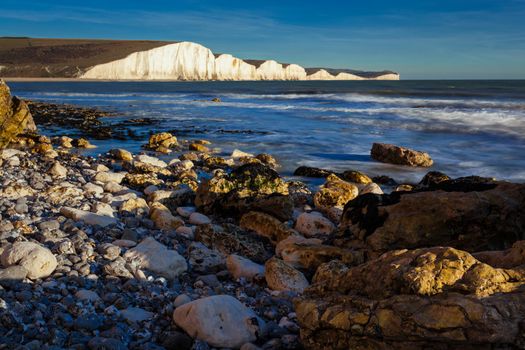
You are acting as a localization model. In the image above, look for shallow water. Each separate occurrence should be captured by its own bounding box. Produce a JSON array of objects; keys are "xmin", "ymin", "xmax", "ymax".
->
[{"xmin": 10, "ymin": 80, "xmax": 525, "ymax": 183}]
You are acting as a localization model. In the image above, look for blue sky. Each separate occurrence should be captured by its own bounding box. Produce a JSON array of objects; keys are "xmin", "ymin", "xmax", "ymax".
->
[{"xmin": 1, "ymin": 0, "xmax": 524, "ymax": 79}]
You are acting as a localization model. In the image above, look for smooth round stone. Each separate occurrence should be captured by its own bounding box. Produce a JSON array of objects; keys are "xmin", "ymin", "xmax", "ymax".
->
[{"xmin": 188, "ymin": 212, "xmax": 211, "ymax": 225}]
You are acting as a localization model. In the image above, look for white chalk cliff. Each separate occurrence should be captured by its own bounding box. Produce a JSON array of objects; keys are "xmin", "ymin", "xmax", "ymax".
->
[{"xmin": 81, "ymin": 41, "xmax": 399, "ymax": 81}]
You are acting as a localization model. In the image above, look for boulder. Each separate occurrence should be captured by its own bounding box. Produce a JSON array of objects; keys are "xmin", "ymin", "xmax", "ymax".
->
[
  {"xmin": 147, "ymin": 132, "xmax": 178, "ymax": 151},
  {"xmin": 124, "ymin": 237, "xmax": 187, "ymax": 280},
  {"xmin": 313, "ymin": 174, "xmax": 358, "ymax": 211},
  {"xmin": 240, "ymin": 211, "xmax": 298, "ymax": 244},
  {"xmin": 173, "ymin": 295, "xmax": 264, "ymax": 348},
  {"xmin": 371, "ymin": 142, "xmax": 433, "ymax": 167},
  {"xmin": 341, "ymin": 170, "xmax": 372, "ymax": 184},
  {"xmin": 109, "ymin": 148, "xmax": 133, "ymax": 162},
  {"xmin": 0, "ymin": 242, "xmax": 57, "ymax": 279},
  {"xmin": 0, "ymin": 79, "xmax": 37, "ymax": 149},
  {"xmin": 195, "ymin": 163, "xmax": 293, "ymax": 221},
  {"xmin": 295, "ymin": 245, "xmax": 525, "ymax": 349},
  {"xmin": 338, "ymin": 181, "xmax": 525, "ymax": 255},
  {"xmin": 295, "ymin": 212, "xmax": 335, "ymax": 237},
  {"xmin": 265, "ymin": 257, "xmax": 309, "ymax": 293}
]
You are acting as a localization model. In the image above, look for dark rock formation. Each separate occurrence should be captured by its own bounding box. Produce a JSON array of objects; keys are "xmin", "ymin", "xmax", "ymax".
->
[{"xmin": 338, "ymin": 181, "xmax": 525, "ymax": 255}]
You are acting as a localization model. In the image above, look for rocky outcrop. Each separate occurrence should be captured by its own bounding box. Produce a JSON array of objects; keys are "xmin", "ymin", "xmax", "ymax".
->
[
  {"xmin": 0, "ymin": 79, "xmax": 36, "ymax": 148},
  {"xmin": 338, "ymin": 180, "xmax": 525, "ymax": 255},
  {"xmin": 371, "ymin": 143, "xmax": 433, "ymax": 167},
  {"xmin": 295, "ymin": 245, "xmax": 525, "ymax": 349},
  {"xmin": 195, "ymin": 163, "xmax": 293, "ymax": 221}
]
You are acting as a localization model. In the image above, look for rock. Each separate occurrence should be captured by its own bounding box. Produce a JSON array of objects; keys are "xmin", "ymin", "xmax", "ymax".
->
[
  {"xmin": 255, "ymin": 153, "xmax": 278, "ymax": 169},
  {"xmin": 195, "ymin": 224, "xmax": 273, "ymax": 264},
  {"xmin": 109, "ymin": 148, "xmax": 133, "ymax": 162},
  {"xmin": 93, "ymin": 202, "xmax": 115, "ymax": 217},
  {"xmin": 124, "ymin": 237, "xmax": 187, "ymax": 280},
  {"xmin": 371, "ymin": 142, "xmax": 433, "ymax": 167},
  {"xmin": 59, "ymin": 136, "xmax": 73, "ymax": 148},
  {"xmin": 176, "ymin": 226, "xmax": 195, "ymax": 239},
  {"xmin": 98, "ymin": 243, "xmax": 121, "ymax": 260},
  {"xmin": 149, "ymin": 202, "xmax": 184, "ymax": 230},
  {"xmin": 120, "ymin": 197, "xmax": 149, "ymax": 217},
  {"xmin": 74, "ymin": 313, "xmax": 104, "ymax": 331},
  {"xmin": 341, "ymin": 170, "xmax": 372, "ymax": 184},
  {"xmin": 313, "ymin": 174, "xmax": 358, "ymax": 211},
  {"xmin": 188, "ymin": 242, "xmax": 225, "ymax": 273},
  {"xmin": 226, "ymin": 254, "xmax": 265, "ymax": 280},
  {"xmin": 0, "ymin": 242, "xmax": 57, "ymax": 279},
  {"xmin": 75, "ymin": 289, "xmax": 101, "ymax": 302},
  {"xmin": 295, "ymin": 246, "xmax": 525, "ymax": 349},
  {"xmin": 189, "ymin": 143, "xmax": 210, "ymax": 153},
  {"xmin": 265, "ymin": 257, "xmax": 309, "ymax": 293},
  {"xmin": 88, "ymin": 337, "xmax": 127, "ymax": 350},
  {"xmin": 279, "ymin": 241, "xmax": 363, "ymax": 271},
  {"xmin": 474, "ymin": 240, "xmax": 525, "ymax": 269},
  {"xmin": 188, "ymin": 212, "xmax": 211, "ymax": 225},
  {"xmin": 48, "ymin": 161, "xmax": 67, "ymax": 178},
  {"xmin": 195, "ymin": 163, "xmax": 293, "ymax": 221},
  {"xmin": 173, "ymin": 295, "xmax": 264, "ymax": 348},
  {"xmin": 293, "ymin": 166, "xmax": 333, "ymax": 178},
  {"xmin": 338, "ymin": 181, "xmax": 525, "ymax": 255},
  {"xmin": 174, "ymin": 294, "xmax": 192, "ymax": 307},
  {"xmin": 231, "ymin": 149, "xmax": 254, "ymax": 159},
  {"xmin": 94, "ymin": 171, "xmax": 126, "ymax": 184},
  {"xmin": 61, "ymin": 207, "xmax": 117, "ymax": 227},
  {"xmin": 0, "ymin": 265, "xmax": 28, "ymax": 285},
  {"xmin": 0, "ymin": 79, "xmax": 36, "ymax": 149},
  {"xmin": 121, "ymin": 307, "xmax": 154, "ymax": 323},
  {"xmin": 359, "ymin": 182, "xmax": 383, "ymax": 195},
  {"xmin": 147, "ymin": 132, "xmax": 178, "ymax": 150},
  {"xmin": 176, "ymin": 206, "xmax": 196, "ymax": 218},
  {"xmin": 240, "ymin": 211, "xmax": 298, "ymax": 244},
  {"xmin": 294, "ymin": 212, "xmax": 334, "ymax": 237},
  {"xmin": 84, "ymin": 182, "xmax": 104, "ymax": 196},
  {"xmin": 135, "ymin": 154, "xmax": 168, "ymax": 168},
  {"xmin": 73, "ymin": 137, "xmax": 96, "ymax": 148}
]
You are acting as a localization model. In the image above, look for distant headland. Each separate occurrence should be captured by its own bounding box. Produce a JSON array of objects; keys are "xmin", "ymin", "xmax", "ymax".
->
[{"xmin": 0, "ymin": 37, "xmax": 399, "ymax": 81}]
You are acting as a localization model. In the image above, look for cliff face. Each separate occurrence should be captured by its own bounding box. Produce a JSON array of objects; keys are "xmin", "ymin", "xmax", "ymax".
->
[
  {"xmin": 0, "ymin": 37, "xmax": 399, "ymax": 80},
  {"xmin": 81, "ymin": 41, "xmax": 399, "ymax": 81}
]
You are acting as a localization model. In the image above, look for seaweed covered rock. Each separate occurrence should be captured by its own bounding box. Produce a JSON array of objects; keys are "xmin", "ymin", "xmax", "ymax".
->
[
  {"xmin": 195, "ymin": 163, "xmax": 293, "ymax": 220},
  {"xmin": 0, "ymin": 79, "xmax": 37, "ymax": 148},
  {"xmin": 338, "ymin": 180, "xmax": 525, "ymax": 255},
  {"xmin": 371, "ymin": 142, "xmax": 433, "ymax": 167},
  {"xmin": 295, "ymin": 245, "xmax": 525, "ymax": 349}
]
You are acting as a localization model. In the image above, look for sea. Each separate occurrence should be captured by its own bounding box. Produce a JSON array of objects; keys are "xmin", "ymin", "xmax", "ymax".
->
[{"xmin": 9, "ymin": 80, "xmax": 525, "ymax": 184}]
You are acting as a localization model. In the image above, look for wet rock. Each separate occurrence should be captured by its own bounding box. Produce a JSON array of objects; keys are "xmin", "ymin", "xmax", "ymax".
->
[
  {"xmin": 293, "ymin": 166, "xmax": 334, "ymax": 178},
  {"xmin": 124, "ymin": 237, "xmax": 187, "ymax": 280},
  {"xmin": 173, "ymin": 295, "xmax": 264, "ymax": 348},
  {"xmin": 195, "ymin": 163, "xmax": 293, "ymax": 221},
  {"xmin": 0, "ymin": 242, "xmax": 57, "ymax": 279},
  {"xmin": 226, "ymin": 254, "xmax": 265, "ymax": 280},
  {"xmin": 295, "ymin": 212, "xmax": 335, "ymax": 237},
  {"xmin": 313, "ymin": 174, "xmax": 358, "ymax": 211},
  {"xmin": 240, "ymin": 211, "xmax": 298, "ymax": 244},
  {"xmin": 265, "ymin": 257, "xmax": 309, "ymax": 293},
  {"xmin": 109, "ymin": 148, "xmax": 133, "ymax": 162},
  {"xmin": 189, "ymin": 143, "xmax": 210, "ymax": 153},
  {"xmin": 338, "ymin": 181, "xmax": 525, "ymax": 254},
  {"xmin": 147, "ymin": 132, "xmax": 178, "ymax": 151},
  {"xmin": 73, "ymin": 137, "xmax": 96, "ymax": 148},
  {"xmin": 341, "ymin": 170, "xmax": 372, "ymax": 184},
  {"xmin": 371, "ymin": 142, "xmax": 433, "ymax": 167}
]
